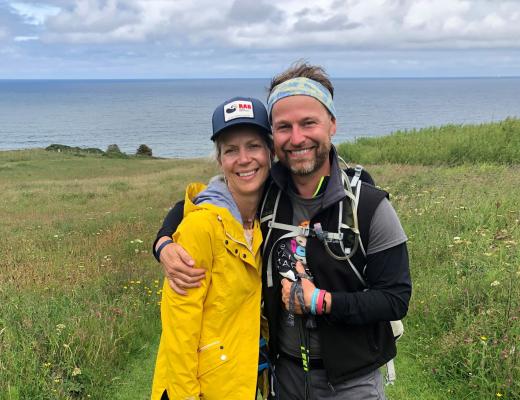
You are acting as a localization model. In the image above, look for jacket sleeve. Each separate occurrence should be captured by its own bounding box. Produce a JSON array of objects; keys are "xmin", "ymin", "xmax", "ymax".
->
[
  {"xmin": 159, "ymin": 211, "xmax": 214, "ymax": 398},
  {"xmin": 152, "ymin": 199, "xmax": 185, "ymax": 261},
  {"xmin": 329, "ymin": 242, "xmax": 412, "ymax": 325}
]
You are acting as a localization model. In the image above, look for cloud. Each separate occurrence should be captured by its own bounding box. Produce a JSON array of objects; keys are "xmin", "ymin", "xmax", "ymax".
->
[
  {"xmin": 9, "ymin": 1, "xmax": 60, "ymax": 25},
  {"xmin": 293, "ymin": 14, "xmax": 362, "ymax": 32},
  {"xmin": 227, "ymin": 0, "xmax": 284, "ymax": 24},
  {"xmin": 1, "ymin": 0, "xmax": 520, "ymax": 78},
  {"xmin": 5, "ymin": 0, "xmax": 513, "ymax": 50},
  {"xmin": 13, "ymin": 34, "xmax": 38, "ymax": 41}
]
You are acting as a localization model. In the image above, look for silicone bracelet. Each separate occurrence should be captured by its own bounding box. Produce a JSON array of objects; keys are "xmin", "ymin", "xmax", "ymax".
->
[
  {"xmin": 156, "ymin": 239, "xmax": 173, "ymax": 260},
  {"xmin": 310, "ymin": 288, "xmax": 320, "ymax": 315},
  {"xmin": 316, "ymin": 290, "xmax": 326, "ymax": 315}
]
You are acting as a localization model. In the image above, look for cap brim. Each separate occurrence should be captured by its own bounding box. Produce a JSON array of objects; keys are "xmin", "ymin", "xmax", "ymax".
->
[{"xmin": 211, "ymin": 119, "xmax": 271, "ymax": 141}]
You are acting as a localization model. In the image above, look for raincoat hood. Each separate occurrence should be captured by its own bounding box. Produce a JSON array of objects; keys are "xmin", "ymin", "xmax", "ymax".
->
[{"xmin": 193, "ymin": 175, "xmax": 244, "ymax": 224}]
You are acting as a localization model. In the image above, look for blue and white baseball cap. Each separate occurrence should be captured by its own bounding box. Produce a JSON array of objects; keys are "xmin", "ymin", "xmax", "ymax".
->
[{"xmin": 211, "ymin": 96, "xmax": 271, "ymax": 141}]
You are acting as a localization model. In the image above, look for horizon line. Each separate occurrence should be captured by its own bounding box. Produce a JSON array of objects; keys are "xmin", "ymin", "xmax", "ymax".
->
[{"xmin": 1, "ymin": 75, "xmax": 520, "ymax": 81}]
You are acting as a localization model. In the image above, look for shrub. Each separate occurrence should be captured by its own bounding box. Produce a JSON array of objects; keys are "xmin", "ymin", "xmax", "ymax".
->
[
  {"xmin": 106, "ymin": 144, "xmax": 122, "ymax": 153},
  {"xmin": 104, "ymin": 144, "xmax": 127, "ymax": 159},
  {"xmin": 136, "ymin": 144, "xmax": 152, "ymax": 157}
]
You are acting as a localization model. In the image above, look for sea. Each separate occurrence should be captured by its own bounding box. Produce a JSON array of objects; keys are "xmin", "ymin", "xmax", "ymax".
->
[{"xmin": 0, "ymin": 78, "xmax": 519, "ymax": 158}]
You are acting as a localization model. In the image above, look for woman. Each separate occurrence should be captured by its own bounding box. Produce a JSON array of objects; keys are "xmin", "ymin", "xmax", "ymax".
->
[{"xmin": 151, "ymin": 96, "xmax": 273, "ymax": 400}]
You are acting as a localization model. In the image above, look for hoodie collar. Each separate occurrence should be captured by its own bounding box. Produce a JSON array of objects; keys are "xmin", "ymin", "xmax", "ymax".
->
[{"xmin": 192, "ymin": 175, "xmax": 244, "ymax": 224}]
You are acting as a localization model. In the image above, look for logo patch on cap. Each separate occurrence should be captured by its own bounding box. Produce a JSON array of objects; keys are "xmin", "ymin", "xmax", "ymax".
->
[{"xmin": 224, "ymin": 100, "xmax": 254, "ymax": 122}]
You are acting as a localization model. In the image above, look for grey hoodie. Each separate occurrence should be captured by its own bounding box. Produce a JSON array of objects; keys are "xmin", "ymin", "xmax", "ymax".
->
[{"xmin": 193, "ymin": 175, "xmax": 244, "ymax": 225}]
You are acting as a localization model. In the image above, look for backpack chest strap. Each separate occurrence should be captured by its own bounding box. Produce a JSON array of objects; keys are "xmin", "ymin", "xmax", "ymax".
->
[{"xmin": 268, "ymin": 221, "xmax": 344, "ymax": 242}]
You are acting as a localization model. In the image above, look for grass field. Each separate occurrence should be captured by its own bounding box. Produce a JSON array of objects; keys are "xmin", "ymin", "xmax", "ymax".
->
[{"xmin": 1, "ymin": 120, "xmax": 519, "ymax": 399}]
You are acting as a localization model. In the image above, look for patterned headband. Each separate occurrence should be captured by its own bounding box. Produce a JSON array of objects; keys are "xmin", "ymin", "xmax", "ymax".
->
[{"xmin": 267, "ymin": 77, "xmax": 336, "ymax": 120}]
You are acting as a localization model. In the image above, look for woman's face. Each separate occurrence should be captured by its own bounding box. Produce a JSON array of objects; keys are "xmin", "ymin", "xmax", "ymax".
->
[{"xmin": 217, "ymin": 127, "xmax": 271, "ymax": 198}]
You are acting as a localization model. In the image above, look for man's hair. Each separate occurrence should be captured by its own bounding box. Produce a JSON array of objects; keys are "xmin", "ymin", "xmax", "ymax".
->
[{"xmin": 268, "ymin": 61, "xmax": 334, "ymax": 98}]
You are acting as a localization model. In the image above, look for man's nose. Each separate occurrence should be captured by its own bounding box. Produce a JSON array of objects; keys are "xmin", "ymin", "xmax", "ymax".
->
[{"xmin": 289, "ymin": 125, "xmax": 305, "ymax": 146}]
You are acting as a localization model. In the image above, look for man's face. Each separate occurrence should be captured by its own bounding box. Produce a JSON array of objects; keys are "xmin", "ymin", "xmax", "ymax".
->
[{"xmin": 271, "ymin": 95, "xmax": 336, "ymax": 177}]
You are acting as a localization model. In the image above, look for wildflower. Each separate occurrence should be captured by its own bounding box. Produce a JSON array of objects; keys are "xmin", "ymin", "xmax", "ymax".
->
[
  {"xmin": 123, "ymin": 286, "xmax": 128, "ymax": 290},
  {"xmin": 53, "ymin": 234, "xmax": 59, "ymax": 238},
  {"xmin": 453, "ymin": 236, "xmax": 461, "ymax": 241},
  {"xmin": 43, "ymin": 362, "xmax": 51, "ymax": 368},
  {"xmin": 134, "ymin": 239, "xmax": 143, "ymax": 244},
  {"xmin": 72, "ymin": 367, "xmax": 81, "ymax": 376},
  {"xmin": 136, "ymin": 280, "xmax": 141, "ymax": 284},
  {"xmin": 490, "ymin": 280, "xmax": 500, "ymax": 287},
  {"xmin": 56, "ymin": 324, "xmax": 66, "ymax": 331},
  {"xmin": 496, "ymin": 393, "xmax": 503, "ymax": 397},
  {"xmin": 480, "ymin": 336, "xmax": 488, "ymax": 341}
]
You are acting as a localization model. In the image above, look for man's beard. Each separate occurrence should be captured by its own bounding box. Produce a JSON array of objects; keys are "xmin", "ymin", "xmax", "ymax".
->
[{"xmin": 285, "ymin": 142, "xmax": 330, "ymax": 176}]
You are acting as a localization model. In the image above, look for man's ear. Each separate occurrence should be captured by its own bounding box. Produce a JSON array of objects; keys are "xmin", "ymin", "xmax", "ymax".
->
[{"xmin": 330, "ymin": 117, "xmax": 337, "ymax": 138}]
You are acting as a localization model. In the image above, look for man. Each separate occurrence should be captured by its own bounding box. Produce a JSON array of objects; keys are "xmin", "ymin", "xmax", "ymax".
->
[{"xmin": 153, "ymin": 62, "xmax": 412, "ymax": 399}]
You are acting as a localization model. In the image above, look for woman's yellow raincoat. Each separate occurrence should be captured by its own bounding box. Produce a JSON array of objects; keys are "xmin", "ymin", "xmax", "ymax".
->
[{"xmin": 151, "ymin": 182, "xmax": 263, "ymax": 400}]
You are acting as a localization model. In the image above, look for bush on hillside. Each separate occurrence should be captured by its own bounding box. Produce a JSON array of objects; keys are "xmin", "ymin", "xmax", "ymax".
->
[
  {"xmin": 104, "ymin": 144, "xmax": 128, "ymax": 158},
  {"xmin": 136, "ymin": 144, "xmax": 152, "ymax": 157},
  {"xmin": 46, "ymin": 144, "xmax": 104, "ymax": 155}
]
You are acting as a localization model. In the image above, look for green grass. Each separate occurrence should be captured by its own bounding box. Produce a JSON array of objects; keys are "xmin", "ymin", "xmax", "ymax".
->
[
  {"xmin": 111, "ymin": 337, "xmax": 159, "ymax": 400},
  {"xmin": 338, "ymin": 117, "xmax": 520, "ymax": 165},
  {"xmin": 376, "ymin": 163, "xmax": 520, "ymax": 399},
  {"xmin": 1, "ymin": 120, "xmax": 519, "ymax": 399},
  {"xmin": 0, "ymin": 149, "xmax": 218, "ymax": 399}
]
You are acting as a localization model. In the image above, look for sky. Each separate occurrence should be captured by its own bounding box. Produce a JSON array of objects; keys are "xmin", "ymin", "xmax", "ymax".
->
[{"xmin": 1, "ymin": 0, "xmax": 520, "ymax": 79}]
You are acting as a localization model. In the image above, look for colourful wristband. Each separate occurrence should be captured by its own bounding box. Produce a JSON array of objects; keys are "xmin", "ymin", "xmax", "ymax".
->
[
  {"xmin": 156, "ymin": 239, "xmax": 173, "ymax": 260},
  {"xmin": 322, "ymin": 297, "xmax": 328, "ymax": 314},
  {"xmin": 310, "ymin": 288, "xmax": 320, "ymax": 315},
  {"xmin": 316, "ymin": 290, "xmax": 326, "ymax": 315}
]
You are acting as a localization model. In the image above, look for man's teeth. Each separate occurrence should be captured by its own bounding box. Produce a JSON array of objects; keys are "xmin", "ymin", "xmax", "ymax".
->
[
  {"xmin": 238, "ymin": 170, "xmax": 256, "ymax": 177},
  {"xmin": 290, "ymin": 148, "xmax": 311, "ymax": 155}
]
